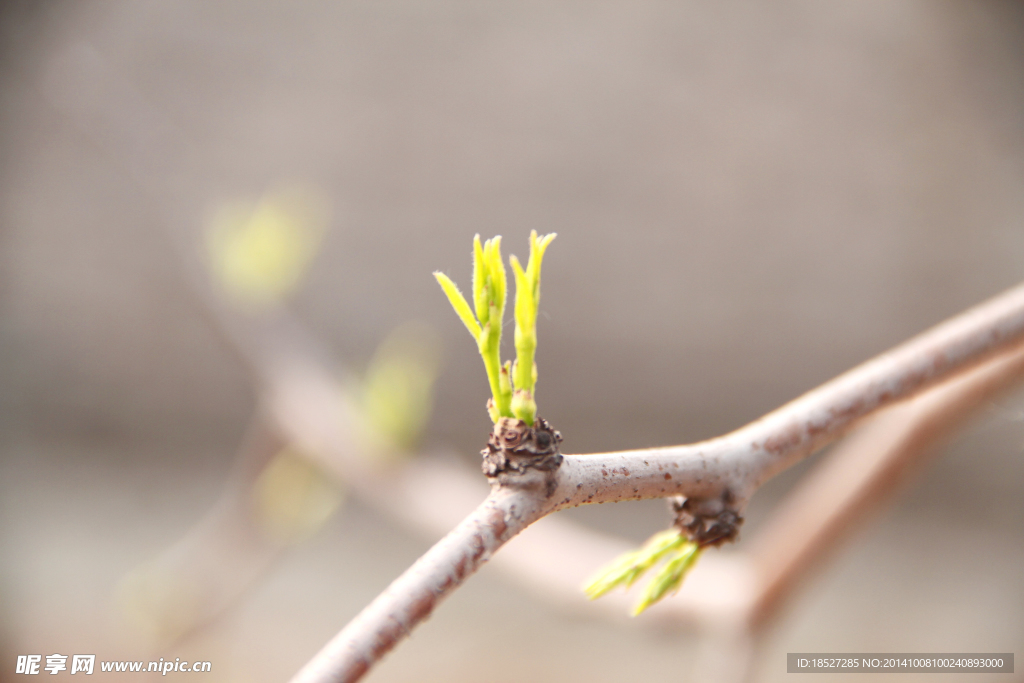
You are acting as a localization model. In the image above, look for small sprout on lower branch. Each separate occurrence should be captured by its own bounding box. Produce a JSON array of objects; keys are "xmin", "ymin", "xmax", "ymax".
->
[
  {"xmin": 583, "ymin": 530, "xmax": 683, "ymax": 599},
  {"xmin": 632, "ymin": 541, "xmax": 700, "ymax": 615},
  {"xmin": 583, "ymin": 529, "xmax": 702, "ymax": 615},
  {"xmin": 434, "ymin": 231, "xmax": 555, "ymax": 425}
]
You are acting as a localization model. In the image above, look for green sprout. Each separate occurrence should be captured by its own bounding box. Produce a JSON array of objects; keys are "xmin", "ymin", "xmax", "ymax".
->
[
  {"xmin": 205, "ymin": 186, "xmax": 329, "ymax": 311},
  {"xmin": 509, "ymin": 232, "xmax": 556, "ymax": 424},
  {"xmin": 434, "ymin": 231, "xmax": 555, "ymax": 425},
  {"xmin": 253, "ymin": 447, "xmax": 345, "ymax": 544},
  {"xmin": 583, "ymin": 529, "xmax": 702, "ymax": 615},
  {"xmin": 361, "ymin": 323, "xmax": 441, "ymax": 452}
]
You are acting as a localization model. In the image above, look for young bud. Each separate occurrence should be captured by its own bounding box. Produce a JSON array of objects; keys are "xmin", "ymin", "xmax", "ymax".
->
[{"xmin": 435, "ymin": 233, "xmax": 553, "ymax": 425}]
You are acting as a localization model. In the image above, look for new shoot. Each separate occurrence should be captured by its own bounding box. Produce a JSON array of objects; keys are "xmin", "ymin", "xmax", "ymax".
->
[
  {"xmin": 434, "ymin": 231, "xmax": 555, "ymax": 425},
  {"xmin": 583, "ymin": 530, "xmax": 701, "ymax": 615}
]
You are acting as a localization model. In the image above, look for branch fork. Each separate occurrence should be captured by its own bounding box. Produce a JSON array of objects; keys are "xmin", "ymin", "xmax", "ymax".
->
[{"xmin": 290, "ymin": 281, "xmax": 1024, "ymax": 683}]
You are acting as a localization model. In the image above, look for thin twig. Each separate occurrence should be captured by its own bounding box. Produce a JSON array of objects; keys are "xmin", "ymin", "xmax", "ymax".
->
[{"xmin": 291, "ymin": 282, "xmax": 1024, "ymax": 682}]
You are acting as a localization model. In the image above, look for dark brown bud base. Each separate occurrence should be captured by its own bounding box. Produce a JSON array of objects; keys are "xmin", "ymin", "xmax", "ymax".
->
[
  {"xmin": 482, "ymin": 416, "xmax": 563, "ymax": 494},
  {"xmin": 669, "ymin": 492, "xmax": 743, "ymax": 547}
]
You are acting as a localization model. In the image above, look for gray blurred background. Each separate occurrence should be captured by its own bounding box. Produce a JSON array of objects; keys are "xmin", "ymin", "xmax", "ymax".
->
[{"xmin": 2, "ymin": 1, "xmax": 1023, "ymax": 681}]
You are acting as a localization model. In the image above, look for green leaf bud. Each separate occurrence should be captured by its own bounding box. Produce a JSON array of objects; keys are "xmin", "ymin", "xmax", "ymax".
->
[
  {"xmin": 434, "ymin": 272, "xmax": 482, "ymax": 340},
  {"xmin": 583, "ymin": 529, "xmax": 685, "ymax": 600},
  {"xmin": 632, "ymin": 543, "xmax": 701, "ymax": 615}
]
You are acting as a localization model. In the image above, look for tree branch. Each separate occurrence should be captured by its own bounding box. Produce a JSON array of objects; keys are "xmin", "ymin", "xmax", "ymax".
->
[
  {"xmin": 744, "ymin": 334, "xmax": 1024, "ymax": 630},
  {"xmin": 291, "ymin": 488, "xmax": 546, "ymax": 683},
  {"xmin": 554, "ymin": 281, "xmax": 1024, "ymax": 512},
  {"xmin": 291, "ymin": 281, "xmax": 1024, "ymax": 683},
  {"xmin": 682, "ymin": 338, "xmax": 1024, "ymax": 683}
]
